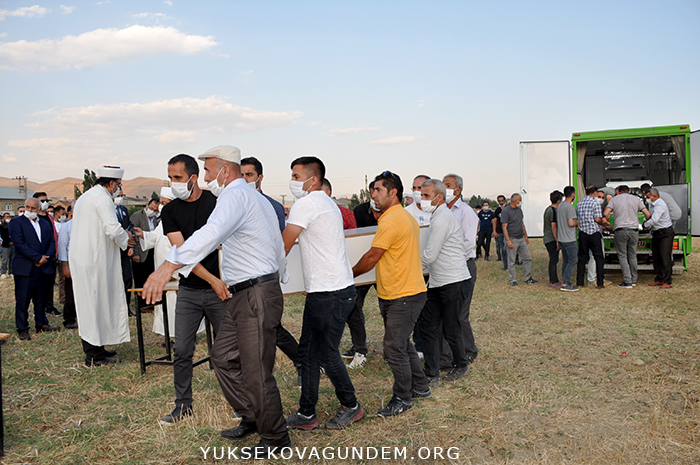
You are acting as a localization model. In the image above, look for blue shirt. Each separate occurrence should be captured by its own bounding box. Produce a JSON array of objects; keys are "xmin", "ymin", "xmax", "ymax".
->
[{"xmin": 575, "ymin": 196, "xmax": 602, "ymax": 235}]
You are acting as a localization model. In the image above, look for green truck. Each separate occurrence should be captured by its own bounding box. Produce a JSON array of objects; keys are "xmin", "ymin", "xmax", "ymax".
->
[{"xmin": 520, "ymin": 124, "xmax": 698, "ymax": 272}]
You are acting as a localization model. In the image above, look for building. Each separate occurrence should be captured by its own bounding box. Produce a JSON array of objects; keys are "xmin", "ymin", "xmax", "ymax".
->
[{"xmin": 0, "ymin": 186, "xmax": 35, "ymax": 216}]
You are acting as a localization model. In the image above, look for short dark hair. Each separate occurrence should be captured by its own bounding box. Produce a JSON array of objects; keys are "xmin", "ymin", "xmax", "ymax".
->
[
  {"xmin": 321, "ymin": 178, "xmax": 332, "ymax": 194},
  {"xmin": 290, "ymin": 156, "xmax": 325, "ymax": 183},
  {"xmin": 550, "ymin": 190, "xmax": 563, "ymax": 204},
  {"xmin": 147, "ymin": 198, "xmax": 159, "ymax": 207},
  {"xmin": 563, "ymin": 186, "xmax": 576, "ymax": 198},
  {"xmin": 640, "ymin": 183, "xmax": 651, "ymax": 194},
  {"xmin": 585, "ymin": 185, "xmax": 598, "ymax": 195},
  {"xmin": 96, "ymin": 177, "xmax": 117, "ymax": 187},
  {"xmin": 374, "ymin": 171, "xmax": 403, "ymax": 200},
  {"xmin": 240, "ymin": 157, "xmax": 263, "ymax": 176},
  {"xmin": 497, "ymin": 195, "xmax": 506, "ymax": 201},
  {"xmin": 413, "ymin": 175, "xmax": 430, "ymax": 183},
  {"xmin": 33, "ymin": 192, "xmax": 47, "ymax": 198},
  {"xmin": 54, "ymin": 205, "xmax": 65, "ymax": 214},
  {"xmin": 617, "ymin": 185, "xmax": 630, "ymax": 193},
  {"xmin": 168, "ymin": 154, "xmax": 199, "ymax": 178}
]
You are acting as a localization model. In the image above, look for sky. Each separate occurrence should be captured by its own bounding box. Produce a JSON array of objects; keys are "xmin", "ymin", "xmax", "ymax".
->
[{"xmin": 1, "ymin": 0, "xmax": 699, "ymax": 200}]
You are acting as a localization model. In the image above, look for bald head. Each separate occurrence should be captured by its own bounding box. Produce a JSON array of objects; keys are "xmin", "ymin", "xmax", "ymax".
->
[{"xmin": 25, "ymin": 198, "xmax": 40, "ymax": 210}]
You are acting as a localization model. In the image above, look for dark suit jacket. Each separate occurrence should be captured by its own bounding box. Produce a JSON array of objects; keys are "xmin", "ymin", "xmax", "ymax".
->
[
  {"xmin": 8, "ymin": 215, "xmax": 56, "ymax": 277},
  {"xmin": 130, "ymin": 208, "xmax": 160, "ymax": 262}
]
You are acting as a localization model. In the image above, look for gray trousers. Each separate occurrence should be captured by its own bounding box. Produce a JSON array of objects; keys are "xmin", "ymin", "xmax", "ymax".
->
[
  {"xmin": 614, "ymin": 229, "xmax": 639, "ymax": 284},
  {"xmin": 507, "ymin": 237, "xmax": 532, "ymax": 283},
  {"xmin": 378, "ymin": 292, "xmax": 429, "ymax": 401},
  {"xmin": 1, "ymin": 245, "xmax": 13, "ymax": 275},
  {"xmin": 173, "ymin": 287, "xmax": 225, "ymax": 408}
]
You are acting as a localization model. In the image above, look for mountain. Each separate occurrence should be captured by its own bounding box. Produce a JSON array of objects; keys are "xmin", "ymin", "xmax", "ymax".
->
[{"xmin": 0, "ymin": 176, "xmax": 168, "ymax": 200}]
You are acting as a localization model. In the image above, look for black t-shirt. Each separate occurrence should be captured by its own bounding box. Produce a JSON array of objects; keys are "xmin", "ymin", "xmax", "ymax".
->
[
  {"xmin": 353, "ymin": 202, "xmax": 378, "ymax": 228},
  {"xmin": 494, "ymin": 206, "xmax": 504, "ymax": 234},
  {"xmin": 161, "ymin": 190, "xmax": 220, "ymax": 289}
]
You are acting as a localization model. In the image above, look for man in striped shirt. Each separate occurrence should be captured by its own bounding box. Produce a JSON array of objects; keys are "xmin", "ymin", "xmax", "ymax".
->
[{"xmin": 575, "ymin": 185, "xmax": 605, "ymax": 288}]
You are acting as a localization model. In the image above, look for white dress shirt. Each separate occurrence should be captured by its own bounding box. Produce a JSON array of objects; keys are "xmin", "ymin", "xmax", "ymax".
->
[
  {"xmin": 644, "ymin": 198, "xmax": 673, "ymax": 231},
  {"xmin": 166, "ymin": 178, "xmax": 288, "ymax": 286},
  {"xmin": 450, "ymin": 199, "xmax": 478, "ymax": 259},
  {"xmin": 29, "ymin": 217, "xmax": 42, "ymax": 242},
  {"xmin": 422, "ymin": 203, "xmax": 471, "ymax": 288}
]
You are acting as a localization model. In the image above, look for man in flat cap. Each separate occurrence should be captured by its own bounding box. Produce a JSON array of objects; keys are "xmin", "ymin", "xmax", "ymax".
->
[{"xmin": 69, "ymin": 166, "xmax": 135, "ymax": 366}]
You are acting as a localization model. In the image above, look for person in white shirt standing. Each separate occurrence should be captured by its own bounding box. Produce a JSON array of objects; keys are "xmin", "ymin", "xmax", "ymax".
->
[
  {"xmin": 418, "ymin": 179, "xmax": 473, "ymax": 387},
  {"xmin": 143, "ymin": 145, "xmax": 291, "ymax": 456},
  {"xmin": 643, "ymin": 188, "xmax": 675, "ymax": 288},
  {"xmin": 282, "ymin": 156, "xmax": 364, "ymax": 431},
  {"xmin": 404, "ymin": 174, "xmax": 432, "ymax": 227}
]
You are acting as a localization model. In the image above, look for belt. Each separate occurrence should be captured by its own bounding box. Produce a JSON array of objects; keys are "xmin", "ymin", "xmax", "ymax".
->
[{"xmin": 228, "ymin": 272, "xmax": 279, "ymax": 295}]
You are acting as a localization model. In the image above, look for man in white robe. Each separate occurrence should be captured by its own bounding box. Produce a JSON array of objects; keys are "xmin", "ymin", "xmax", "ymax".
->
[{"xmin": 70, "ymin": 166, "xmax": 135, "ymax": 366}]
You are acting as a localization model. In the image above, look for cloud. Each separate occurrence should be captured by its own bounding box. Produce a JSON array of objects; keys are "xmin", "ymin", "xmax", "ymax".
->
[
  {"xmin": 164, "ymin": 0, "xmax": 173, "ymax": 5},
  {"xmin": 150, "ymin": 130, "xmax": 196, "ymax": 144},
  {"xmin": 417, "ymin": 99, "xmax": 425, "ymax": 108},
  {"xmin": 2, "ymin": 154, "xmax": 18, "ymax": 163},
  {"xmin": 0, "ymin": 5, "xmax": 48, "ymax": 21},
  {"xmin": 322, "ymin": 126, "xmax": 379, "ymax": 137},
  {"xmin": 131, "ymin": 12, "xmax": 169, "ymax": 19},
  {"xmin": 0, "ymin": 33, "xmax": 6, "ymax": 38},
  {"xmin": 60, "ymin": 5, "xmax": 75, "ymax": 14},
  {"xmin": 367, "ymin": 136, "xmax": 419, "ymax": 145},
  {"xmin": 7, "ymin": 137, "xmax": 75, "ymax": 148},
  {"xmin": 0, "ymin": 25, "xmax": 219, "ymax": 71}
]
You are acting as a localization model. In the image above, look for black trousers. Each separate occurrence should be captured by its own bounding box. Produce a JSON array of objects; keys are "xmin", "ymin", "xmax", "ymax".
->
[
  {"xmin": 276, "ymin": 325, "xmax": 299, "ymax": 367},
  {"xmin": 477, "ymin": 231, "xmax": 492, "ymax": 258},
  {"xmin": 545, "ymin": 241, "xmax": 560, "ymax": 284},
  {"xmin": 63, "ymin": 274, "xmax": 77, "ymax": 325},
  {"xmin": 441, "ymin": 259, "xmax": 478, "ymax": 369},
  {"xmin": 652, "ymin": 227, "xmax": 674, "ymax": 284},
  {"xmin": 576, "ymin": 231, "xmax": 604, "ymax": 287},
  {"xmin": 344, "ymin": 283, "xmax": 374, "ymax": 355},
  {"xmin": 120, "ymin": 250, "xmax": 133, "ymax": 307}
]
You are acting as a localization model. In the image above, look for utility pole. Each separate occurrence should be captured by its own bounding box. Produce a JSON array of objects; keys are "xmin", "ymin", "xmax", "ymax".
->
[
  {"xmin": 13, "ymin": 176, "xmax": 27, "ymax": 200},
  {"xmin": 280, "ymin": 194, "xmax": 286, "ymax": 207}
]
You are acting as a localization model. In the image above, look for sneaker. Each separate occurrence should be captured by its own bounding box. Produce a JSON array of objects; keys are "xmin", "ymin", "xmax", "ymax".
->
[
  {"xmin": 524, "ymin": 278, "xmax": 538, "ymax": 285},
  {"xmin": 560, "ymin": 284, "xmax": 579, "ymax": 292},
  {"xmin": 443, "ymin": 365, "xmax": 470, "ymax": 382},
  {"xmin": 0, "ymin": 274, "xmax": 6, "ymax": 279},
  {"xmin": 618, "ymin": 282, "xmax": 634, "ymax": 289},
  {"xmin": 416, "ymin": 351, "xmax": 424, "ymax": 360},
  {"xmin": 341, "ymin": 348, "xmax": 356, "ymax": 359},
  {"xmin": 412, "ymin": 387, "xmax": 432, "ymax": 399},
  {"xmin": 426, "ymin": 376, "xmax": 441, "ymax": 388},
  {"xmin": 285, "ymin": 411, "xmax": 319, "ymax": 430},
  {"xmin": 348, "ymin": 353, "xmax": 367, "ymax": 369},
  {"xmin": 326, "ymin": 403, "xmax": 365, "ymax": 429},
  {"xmin": 377, "ymin": 396, "xmax": 413, "ymax": 418},
  {"xmin": 548, "ymin": 282, "xmax": 562, "ymax": 288},
  {"xmin": 160, "ymin": 405, "xmax": 193, "ymax": 425},
  {"xmin": 510, "ymin": 281, "xmax": 518, "ymax": 287}
]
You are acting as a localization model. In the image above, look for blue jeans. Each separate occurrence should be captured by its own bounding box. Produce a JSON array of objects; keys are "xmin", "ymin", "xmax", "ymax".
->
[
  {"xmin": 560, "ymin": 241, "xmax": 578, "ymax": 285},
  {"xmin": 298, "ymin": 285, "xmax": 358, "ymax": 415},
  {"xmin": 496, "ymin": 235, "xmax": 507, "ymax": 269}
]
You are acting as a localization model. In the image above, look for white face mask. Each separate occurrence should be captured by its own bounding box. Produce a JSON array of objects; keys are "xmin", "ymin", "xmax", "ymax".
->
[
  {"xmin": 289, "ymin": 177, "xmax": 312, "ymax": 199},
  {"xmin": 370, "ymin": 199, "xmax": 381, "ymax": 212},
  {"xmin": 596, "ymin": 197, "xmax": 604, "ymax": 205},
  {"xmin": 158, "ymin": 204, "xmax": 164, "ymax": 213},
  {"xmin": 421, "ymin": 199, "xmax": 437, "ymax": 214},
  {"xmin": 412, "ymin": 190, "xmax": 422, "ymax": 203},
  {"xmin": 114, "ymin": 196, "xmax": 124, "ymax": 206},
  {"xmin": 24, "ymin": 211, "xmax": 38, "ymax": 221},
  {"xmin": 111, "ymin": 186, "xmax": 121, "ymax": 200},
  {"xmin": 39, "ymin": 200, "xmax": 49, "ymax": 211},
  {"xmin": 207, "ymin": 167, "xmax": 226, "ymax": 197},
  {"xmin": 517, "ymin": 201, "xmax": 522, "ymax": 208},
  {"xmin": 5, "ymin": 218, "xmax": 11, "ymax": 224},
  {"xmin": 445, "ymin": 189, "xmax": 456, "ymax": 204},
  {"xmin": 59, "ymin": 215, "xmax": 67, "ymax": 222},
  {"xmin": 171, "ymin": 175, "xmax": 194, "ymax": 200},
  {"xmin": 248, "ymin": 175, "xmax": 260, "ymax": 190},
  {"xmin": 483, "ymin": 205, "xmax": 490, "ymax": 211},
  {"xmin": 146, "ymin": 208, "xmax": 157, "ymax": 218}
]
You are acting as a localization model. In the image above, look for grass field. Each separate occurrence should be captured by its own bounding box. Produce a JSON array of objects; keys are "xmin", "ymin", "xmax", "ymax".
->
[{"xmin": 0, "ymin": 240, "xmax": 698, "ymax": 464}]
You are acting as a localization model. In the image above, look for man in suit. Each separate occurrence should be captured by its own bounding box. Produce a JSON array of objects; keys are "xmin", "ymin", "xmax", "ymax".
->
[
  {"xmin": 9, "ymin": 198, "xmax": 60, "ymax": 340},
  {"xmin": 115, "ymin": 191, "xmax": 135, "ymax": 310},
  {"xmin": 130, "ymin": 198, "xmax": 160, "ymax": 310}
]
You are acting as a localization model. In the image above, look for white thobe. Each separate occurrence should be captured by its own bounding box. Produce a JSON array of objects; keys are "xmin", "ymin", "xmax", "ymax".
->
[
  {"xmin": 139, "ymin": 223, "xmax": 205, "ymax": 336},
  {"xmin": 69, "ymin": 185, "xmax": 130, "ymax": 346}
]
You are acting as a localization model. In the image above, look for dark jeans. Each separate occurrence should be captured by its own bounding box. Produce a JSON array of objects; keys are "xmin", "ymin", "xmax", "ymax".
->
[
  {"xmin": 440, "ymin": 274, "xmax": 477, "ymax": 369},
  {"xmin": 560, "ymin": 241, "xmax": 577, "ymax": 285},
  {"xmin": 419, "ymin": 280, "xmax": 469, "ymax": 377},
  {"xmin": 173, "ymin": 287, "xmax": 225, "ymax": 408},
  {"xmin": 496, "ymin": 235, "xmax": 507, "ymax": 268},
  {"xmin": 652, "ymin": 227, "xmax": 674, "ymax": 284},
  {"xmin": 210, "ymin": 279, "xmax": 289, "ymax": 447},
  {"xmin": 477, "ymin": 231, "xmax": 492, "ymax": 258},
  {"xmin": 63, "ymin": 274, "xmax": 77, "ymax": 325},
  {"xmin": 378, "ymin": 292, "xmax": 429, "ymax": 401},
  {"xmin": 545, "ymin": 240, "xmax": 560, "ymax": 284},
  {"xmin": 276, "ymin": 325, "xmax": 299, "ymax": 366},
  {"xmin": 345, "ymin": 283, "xmax": 374, "ymax": 355},
  {"xmin": 577, "ymin": 231, "xmax": 604, "ymax": 286},
  {"xmin": 298, "ymin": 285, "xmax": 357, "ymax": 416},
  {"xmin": 14, "ymin": 271, "xmax": 50, "ymax": 332}
]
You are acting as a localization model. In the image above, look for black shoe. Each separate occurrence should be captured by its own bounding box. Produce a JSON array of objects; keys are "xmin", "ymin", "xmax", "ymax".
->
[
  {"xmin": 221, "ymin": 419, "xmax": 257, "ymax": 440},
  {"xmin": 252, "ymin": 438, "xmax": 292, "ymax": 458},
  {"xmin": 412, "ymin": 387, "xmax": 432, "ymax": 399},
  {"xmin": 377, "ymin": 395, "xmax": 413, "ymax": 418},
  {"xmin": 103, "ymin": 349, "xmax": 117, "ymax": 357},
  {"xmin": 85, "ymin": 357, "xmax": 119, "ymax": 367},
  {"xmin": 443, "ymin": 365, "xmax": 470, "ymax": 382},
  {"xmin": 160, "ymin": 405, "xmax": 193, "ymax": 425},
  {"xmin": 46, "ymin": 306, "xmax": 62, "ymax": 316},
  {"xmin": 426, "ymin": 376, "xmax": 441, "ymax": 388},
  {"xmin": 485, "ymin": 256, "xmax": 490, "ymax": 262},
  {"xmin": 64, "ymin": 321, "xmax": 78, "ymax": 329},
  {"xmin": 36, "ymin": 324, "xmax": 60, "ymax": 333},
  {"xmin": 524, "ymin": 277, "xmax": 538, "ymax": 285},
  {"xmin": 18, "ymin": 331, "xmax": 31, "ymax": 341},
  {"xmin": 341, "ymin": 348, "xmax": 356, "ymax": 359}
]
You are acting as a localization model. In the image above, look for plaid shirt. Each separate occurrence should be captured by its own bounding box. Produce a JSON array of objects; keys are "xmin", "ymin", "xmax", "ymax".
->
[{"xmin": 576, "ymin": 195, "xmax": 602, "ymax": 235}]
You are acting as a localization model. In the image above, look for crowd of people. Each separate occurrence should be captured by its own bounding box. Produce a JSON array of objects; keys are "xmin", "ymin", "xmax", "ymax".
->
[{"xmin": 1, "ymin": 148, "xmax": 679, "ymax": 456}]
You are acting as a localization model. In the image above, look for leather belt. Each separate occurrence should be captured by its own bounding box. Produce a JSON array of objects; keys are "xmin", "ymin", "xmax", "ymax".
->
[{"xmin": 228, "ymin": 272, "xmax": 279, "ymax": 295}]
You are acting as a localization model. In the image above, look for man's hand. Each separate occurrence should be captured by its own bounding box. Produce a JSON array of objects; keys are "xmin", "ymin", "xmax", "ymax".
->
[
  {"xmin": 37, "ymin": 255, "xmax": 49, "ymax": 266},
  {"xmin": 525, "ymin": 237, "xmax": 530, "ymax": 245},
  {"xmin": 209, "ymin": 278, "xmax": 232, "ymax": 301},
  {"xmin": 556, "ymin": 241, "xmax": 561, "ymax": 251},
  {"xmin": 127, "ymin": 247, "xmax": 134, "ymax": 258},
  {"xmin": 507, "ymin": 240, "xmax": 514, "ymax": 249},
  {"xmin": 492, "ymin": 231, "xmax": 499, "ymax": 238},
  {"xmin": 143, "ymin": 263, "xmax": 175, "ymax": 305},
  {"xmin": 133, "ymin": 227, "xmax": 144, "ymax": 239},
  {"xmin": 63, "ymin": 261, "xmax": 71, "ymax": 279},
  {"xmin": 127, "ymin": 230, "xmax": 136, "ymax": 247},
  {"xmin": 132, "ymin": 254, "xmax": 140, "ymax": 263}
]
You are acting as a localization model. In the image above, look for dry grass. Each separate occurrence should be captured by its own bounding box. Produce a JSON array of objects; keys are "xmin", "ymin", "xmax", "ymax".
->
[{"xmin": 0, "ymin": 239, "xmax": 698, "ymax": 464}]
